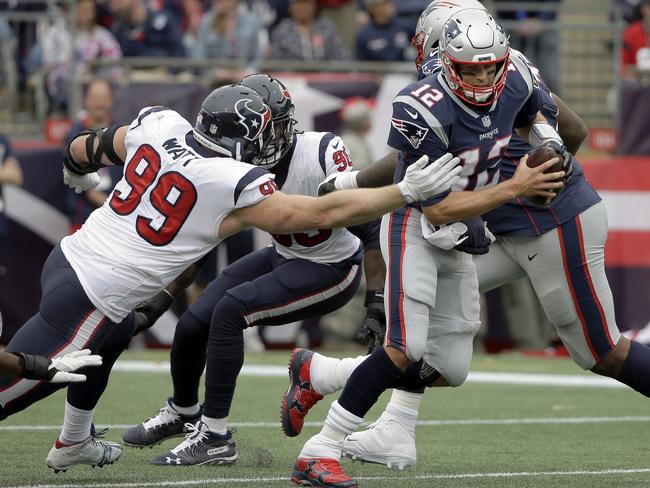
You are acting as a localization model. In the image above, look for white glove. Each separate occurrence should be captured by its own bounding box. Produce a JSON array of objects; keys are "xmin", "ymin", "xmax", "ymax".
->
[
  {"xmin": 420, "ymin": 216, "xmax": 469, "ymax": 250},
  {"xmin": 48, "ymin": 349, "xmax": 103, "ymax": 383},
  {"xmin": 63, "ymin": 168, "xmax": 101, "ymax": 194},
  {"xmin": 397, "ymin": 153, "xmax": 462, "ymax": 203},
  {"xmin": 317, "ymin": 170, "xmax": 359, "ymax": 196}
]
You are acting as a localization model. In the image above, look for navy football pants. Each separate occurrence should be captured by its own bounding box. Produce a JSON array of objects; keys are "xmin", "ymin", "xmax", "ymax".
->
[
  {"xmin": 0, "ymin": 245, "xmax": 135, "ymax": 419},
  {"xmin": 172, "ymin": 245, "xmax": 362, "ymax": 408}
]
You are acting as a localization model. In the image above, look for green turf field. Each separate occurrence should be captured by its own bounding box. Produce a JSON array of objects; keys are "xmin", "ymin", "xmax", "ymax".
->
[{"xmin": 1, "ymin": 349, "xmax": 649, "ymax": 488}]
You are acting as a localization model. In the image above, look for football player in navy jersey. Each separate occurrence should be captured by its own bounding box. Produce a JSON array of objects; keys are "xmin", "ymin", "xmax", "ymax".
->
[
  {"xmin": 290, "ymin": 9, "xmax": 571, "ymax": 487},
  {"xmin": 290, "ymin": 1, "xmax": 650, "ymax": 474}
]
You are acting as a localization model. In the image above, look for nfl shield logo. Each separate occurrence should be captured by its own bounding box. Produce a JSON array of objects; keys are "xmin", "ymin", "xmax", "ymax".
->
[{"xmin": 481, "ymin": 115, "xmax": 491, "ymax": 128}]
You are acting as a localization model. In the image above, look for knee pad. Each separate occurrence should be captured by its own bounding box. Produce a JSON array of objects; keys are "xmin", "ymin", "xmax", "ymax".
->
[
  {"xmin": 424, "ymin": 330, "xmax": 477, "ymax": 387},
  {"xmin": 211, "ymin": 294, "xmax": 248, "ymax": 334}
]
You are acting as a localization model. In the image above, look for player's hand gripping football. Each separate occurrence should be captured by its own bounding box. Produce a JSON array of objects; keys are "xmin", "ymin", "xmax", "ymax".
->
[
  {"xmin": 543, "ymin": 140, "xmax": 573, "ymax": 180},
  {"xmin": 16, "ymin": 349, "xmax": 103, "ymax": 383},
  {"xmin": 63, "ymin": 167, "xmax": 101, "ymax": 194},
  {"xmin": 355, "ymin": 290, "xmax": 386, "ymax": 354},
  {"xmin": 397, "ymin": 153, "xmax": 462, "ymax": 203},
  {"xmin": 511, "ymin": 154, "xmax": 565, "ymax": 201}
]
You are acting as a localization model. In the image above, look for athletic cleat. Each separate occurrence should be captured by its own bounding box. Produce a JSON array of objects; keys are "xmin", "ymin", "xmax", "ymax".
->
[
  {"xmin": 342, "ymin": 414, "xmax": 416, "ymax": 470},
  {"xmin": 122, "ymin": 398, "xmax": 202, "ymax": 448},
  {"xmin": 291, "ymin": 457, "xmax": 358, "ymax": 487},
  {"xmin": 150, "ymin": 421, "xmax": 237, "ymax": 466},
  {"xmin": 46, "ymin": 429, "xmax": 122, "ymax": 472},
  {"xmin": 281, "ymin": 348, "xmax": 323, "ymax": 437}
]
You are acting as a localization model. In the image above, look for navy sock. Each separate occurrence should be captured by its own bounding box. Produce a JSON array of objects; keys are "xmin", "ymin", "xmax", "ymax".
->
[
  {"xmin": 337, "ymin": 347, "xmax": 404, "ymax": 418},
  {"xmin": 618, "ymin": 340, "xmax": 650, "ymax": 397},
  {"xmin": 171, "ymin": 312, "xmax": 209, "ymax": 408},
  {"xmin": 203, "ymin": 294, "xmax": 248, "ymax": 419}
]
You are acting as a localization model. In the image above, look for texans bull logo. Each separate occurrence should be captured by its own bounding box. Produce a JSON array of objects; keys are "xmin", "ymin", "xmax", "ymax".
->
[{"xmin": 235, "ymin": 98, "xmax": 272, "ymax": 141}]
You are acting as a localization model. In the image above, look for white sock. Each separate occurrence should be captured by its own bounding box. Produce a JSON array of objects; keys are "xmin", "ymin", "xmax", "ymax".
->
[
  {"xmin": 59, "ymin": 401, "xmax": 94, "ymax": 445},
  {"xmin": 389, "ymin": 389, "xmax": 423, "ymax": 413},
  {"xmin": 171, "ymin": 401, "xmax": 200, "ymax": 416},
  {"xmin": 201, "ymin": 415, "xmax": 227, "ymax": 435},
  {"xmin": 335, "ymin": 355, "xmax": 368, "ymax": 391},
  {"xmin": 309, "ymin": 353, "xmax": 340, "ymax": 395},
  {"xmin": 299, "ymin": 400, "xmax": 363, "ymax": 459},
  {"xmin": 385, "ymin": 401, "xmax": 419, "ymax": 435}
]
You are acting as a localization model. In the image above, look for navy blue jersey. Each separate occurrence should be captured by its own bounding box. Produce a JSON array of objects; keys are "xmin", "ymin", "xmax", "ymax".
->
[
  {"xmin": 113, "ymin": 8, "xmax": 185, "ymax": 58},
  {"xmin": 355, "ymin": 18, "xmax": 414, "ymax": 62},
  {"xmin": 417, "ymin": 50, "xmax": 601, "ymax": 236},
  {"xmin": 389, "ymin": 52, "xmax": 541, "ymax": 208}
]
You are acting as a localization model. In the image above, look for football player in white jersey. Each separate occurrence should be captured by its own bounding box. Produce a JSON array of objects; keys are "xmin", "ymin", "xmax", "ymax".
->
[
  {"xmin": 120, "ymin": 74, "xmax": 388, "ymax": 465},
  {"xmin": 0, "ymin": 83, "xmax": 462, "ymax": 471}
]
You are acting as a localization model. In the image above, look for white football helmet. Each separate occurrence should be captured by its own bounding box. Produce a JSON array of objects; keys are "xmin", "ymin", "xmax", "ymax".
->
[
  {"xmin": 412, "ymin": 0, "xmax": 487, "ymax": 69},
  {"xmin": 438, "ymin": 8, "xmax": 509, "ymax": 106}
]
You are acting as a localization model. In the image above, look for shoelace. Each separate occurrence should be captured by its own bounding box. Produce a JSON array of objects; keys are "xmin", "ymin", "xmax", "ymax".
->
[
  {"xmin": 143, "ymin": 405, "xmax": 180, "ymax": 430},
  {"xmin": 170, "ymin": 422, "xmax": 209, "ymax": 454}
]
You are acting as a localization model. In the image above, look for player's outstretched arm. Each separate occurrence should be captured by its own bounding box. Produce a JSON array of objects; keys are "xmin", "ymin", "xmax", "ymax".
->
[
  {"xmin": 552, "ymin": 93, "xmax": 588, "ymax": 155},
  {"xmin": 223, "ymin": 153, "xmax": 461, "ymax": 237},
  {"xmin": 424, "ymin": 155, "xmax": 565, "ymax": 226},
  {"xmin": 318, "ymin": 151, "xmax": 399, "ymax": 195}
]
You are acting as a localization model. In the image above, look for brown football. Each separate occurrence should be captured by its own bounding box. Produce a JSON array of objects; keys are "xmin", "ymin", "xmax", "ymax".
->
[{"xmin": 525, "ymin": 145, "xmax": 564, "ymax": 207}]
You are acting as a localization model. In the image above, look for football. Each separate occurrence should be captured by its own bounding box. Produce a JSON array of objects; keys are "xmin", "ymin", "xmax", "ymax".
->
[{"xmin": 525, "ymin": 145, "xmax": 564, "ymax": 207}]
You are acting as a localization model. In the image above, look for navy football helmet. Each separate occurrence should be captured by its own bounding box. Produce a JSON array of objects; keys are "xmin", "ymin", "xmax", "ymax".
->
[
  {"xmin": 239, "ymin": 74, "xmax": 297, "ymax": 168},
  {"xmin": 193, "ymin": 84, "xmax": 274, "ymax": 164}
]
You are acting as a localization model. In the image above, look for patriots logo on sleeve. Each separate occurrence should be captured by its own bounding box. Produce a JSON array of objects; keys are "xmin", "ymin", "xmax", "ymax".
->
[
  {"xmin": 391, "ymin": 117, "xmax": 429, "ymax": 149},
  {"xmin": 235, "ymin": 98, "xmax": 272, "ymax": 142}
]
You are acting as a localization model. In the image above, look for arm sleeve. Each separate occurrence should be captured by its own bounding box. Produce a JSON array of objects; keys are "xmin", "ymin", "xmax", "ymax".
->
[
  {"xmin": 387, "ymin": 98, "xmax": 450, "ymax": 206},
  {"xmin": 320, "ymin": 133, "xmax": 355, "ymax": 177},
  {"xmin": 233, "ymin": 166, "xmax": 276, "ymax": 209}
]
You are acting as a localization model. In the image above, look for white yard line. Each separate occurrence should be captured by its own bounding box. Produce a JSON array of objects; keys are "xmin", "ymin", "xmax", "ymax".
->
[
  {"xmin": 5, "ymin": 468, "xmax": 650, "ymax": 488},
  {"xmin": 3, "ymin": 415, "xmax": 650, "ymax": 431},
  {"xmin": 113, "ymin": 360, "xmax": 624, "ymax": 388}
]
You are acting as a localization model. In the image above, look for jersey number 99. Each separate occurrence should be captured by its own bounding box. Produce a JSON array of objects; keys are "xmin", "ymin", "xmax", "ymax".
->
[{"xmin": 109, "ymin": 144, "xmax": 198, "ymax": 246}]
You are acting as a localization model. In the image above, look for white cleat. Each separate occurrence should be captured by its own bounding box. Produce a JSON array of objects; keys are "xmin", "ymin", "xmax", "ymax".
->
[
  {"xmin": 343, "ymin": 413, "xmax": 416, "ymax": 470},
  {"xmin": 46, "ymin": 434, "xmax": 122, "ymax": 473}
]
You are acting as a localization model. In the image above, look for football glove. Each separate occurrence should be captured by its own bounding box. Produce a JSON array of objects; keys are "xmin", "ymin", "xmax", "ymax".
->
[
  {"xmin": 63, "ymin": 167, "xmax": 101, "ymax": 194},
  {"xmin": 397, "ymin": 153, "xmax": 462, "ymax": 203},
  {"xmin": 454, "ymin": 216, "xmax": 496, "ymax": 255},
  {"xmin": 15, "ymin": 349, "xmax": 102, "ymax": 383},
  {"xmin": 354, "ymin": 290, "xmax": 386, "ymax": 354},
  {"xmin": 132, "ymin": 289, "xmax": 175, "ymax": 335},
  {"xmin": 543, "ymin": 140, "xmax": 573, "ymax": 181},
  {"xmin": 317, "ymin": 171, "xmax": 359, "ymax": 196}
]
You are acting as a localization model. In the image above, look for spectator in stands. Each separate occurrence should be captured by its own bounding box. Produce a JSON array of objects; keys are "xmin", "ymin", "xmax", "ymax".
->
[
  {"xmin": 494, "ymin": 0, "xmax": 561, "ymax": 94},
  {"xmin": 63, "ymin": 79, "xmax": 122, "ymax": 233},
  {"xmin": 42, "ymin": 0, "xmax": 122, "ymax": 112},
  {"xmin": 269, "ymin": 0, "xmax": 349, "ymax": 60},
  {"xmin": 318, "ymin": 0, "xmax": 358, "ymax": 55},
  {"xmin": 622, "ymin": 0, "xmax": 650, "ymax": 78},
  {"xmin": 355, "ymin": 0, "xmax": 414, "ymax": 61},
  {"xmin": 0, "ymin": 133, "xmax": 23, "ymax": 278},
  {"xmin": 339, "ymin": 97, "xmax": 373, "ymax": 169},
  {"xmin": 193, "ymin": 0, "xmax": 262, "ymax": 81},
  {"xmin": 110, "ymin": 0, "xmax": 186, "ymax": 58}
]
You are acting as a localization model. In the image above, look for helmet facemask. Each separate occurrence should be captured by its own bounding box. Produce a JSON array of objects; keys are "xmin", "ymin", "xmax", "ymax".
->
[
  {"xmin": 441, "ymin": 53, "xmax": 509, "ymax": 106},
  {"xmin": 254, "ymin": 106, "xmax": 297, "ymax": 169}
]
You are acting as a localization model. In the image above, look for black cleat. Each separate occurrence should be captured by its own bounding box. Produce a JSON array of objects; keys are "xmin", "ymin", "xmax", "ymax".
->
[
  {"xmin": 151, "ymin": 421, "xmax": 238, "ymax": 466},
  {"xmin": 122, "ymin": 398, "xmax": 201, "ymax": 448}
]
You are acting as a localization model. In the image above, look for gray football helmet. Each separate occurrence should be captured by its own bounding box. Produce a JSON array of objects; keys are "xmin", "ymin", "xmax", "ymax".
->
[
  {"xmin": 412, "ymin": 0, "xmax": 487, "ymax": 69},
  {"xmin": 438, "ymin": 8, "xmax": 509, "ymax": 106}
]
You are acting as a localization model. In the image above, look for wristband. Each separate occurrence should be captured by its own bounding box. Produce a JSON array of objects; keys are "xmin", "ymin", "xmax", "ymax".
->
[{"xmin": 334, "ymin": 171, "xmax": 359, "ymax": 190}]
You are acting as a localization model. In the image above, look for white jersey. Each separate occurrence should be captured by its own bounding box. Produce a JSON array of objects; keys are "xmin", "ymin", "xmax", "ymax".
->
[
  {"xmin": 272, "ymin": 131, "xmax": 361, "ymax": 263},
  {"xmin": 61, "ymin": 107, "xmax": 274, "ymax": 322}
]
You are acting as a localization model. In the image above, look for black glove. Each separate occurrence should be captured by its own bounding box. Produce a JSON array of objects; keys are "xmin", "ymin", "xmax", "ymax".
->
[
  {"xmin": 544, "ymin": 139, "xmax": 573, "ymax": 181},
  {"xmin": 133, "ymin": 290, "xmax": 175, "ymax": 335},
  {"xmin": 317, "ymin": 175, "xmax": 338, "ymax": 196},
  {"xmin": 454, "ymin": 216, "xmax": 494, "ymax": 255},
  {"xmin": 354, "ymin": 290, "xmax": 386, "ymax": 354}
]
